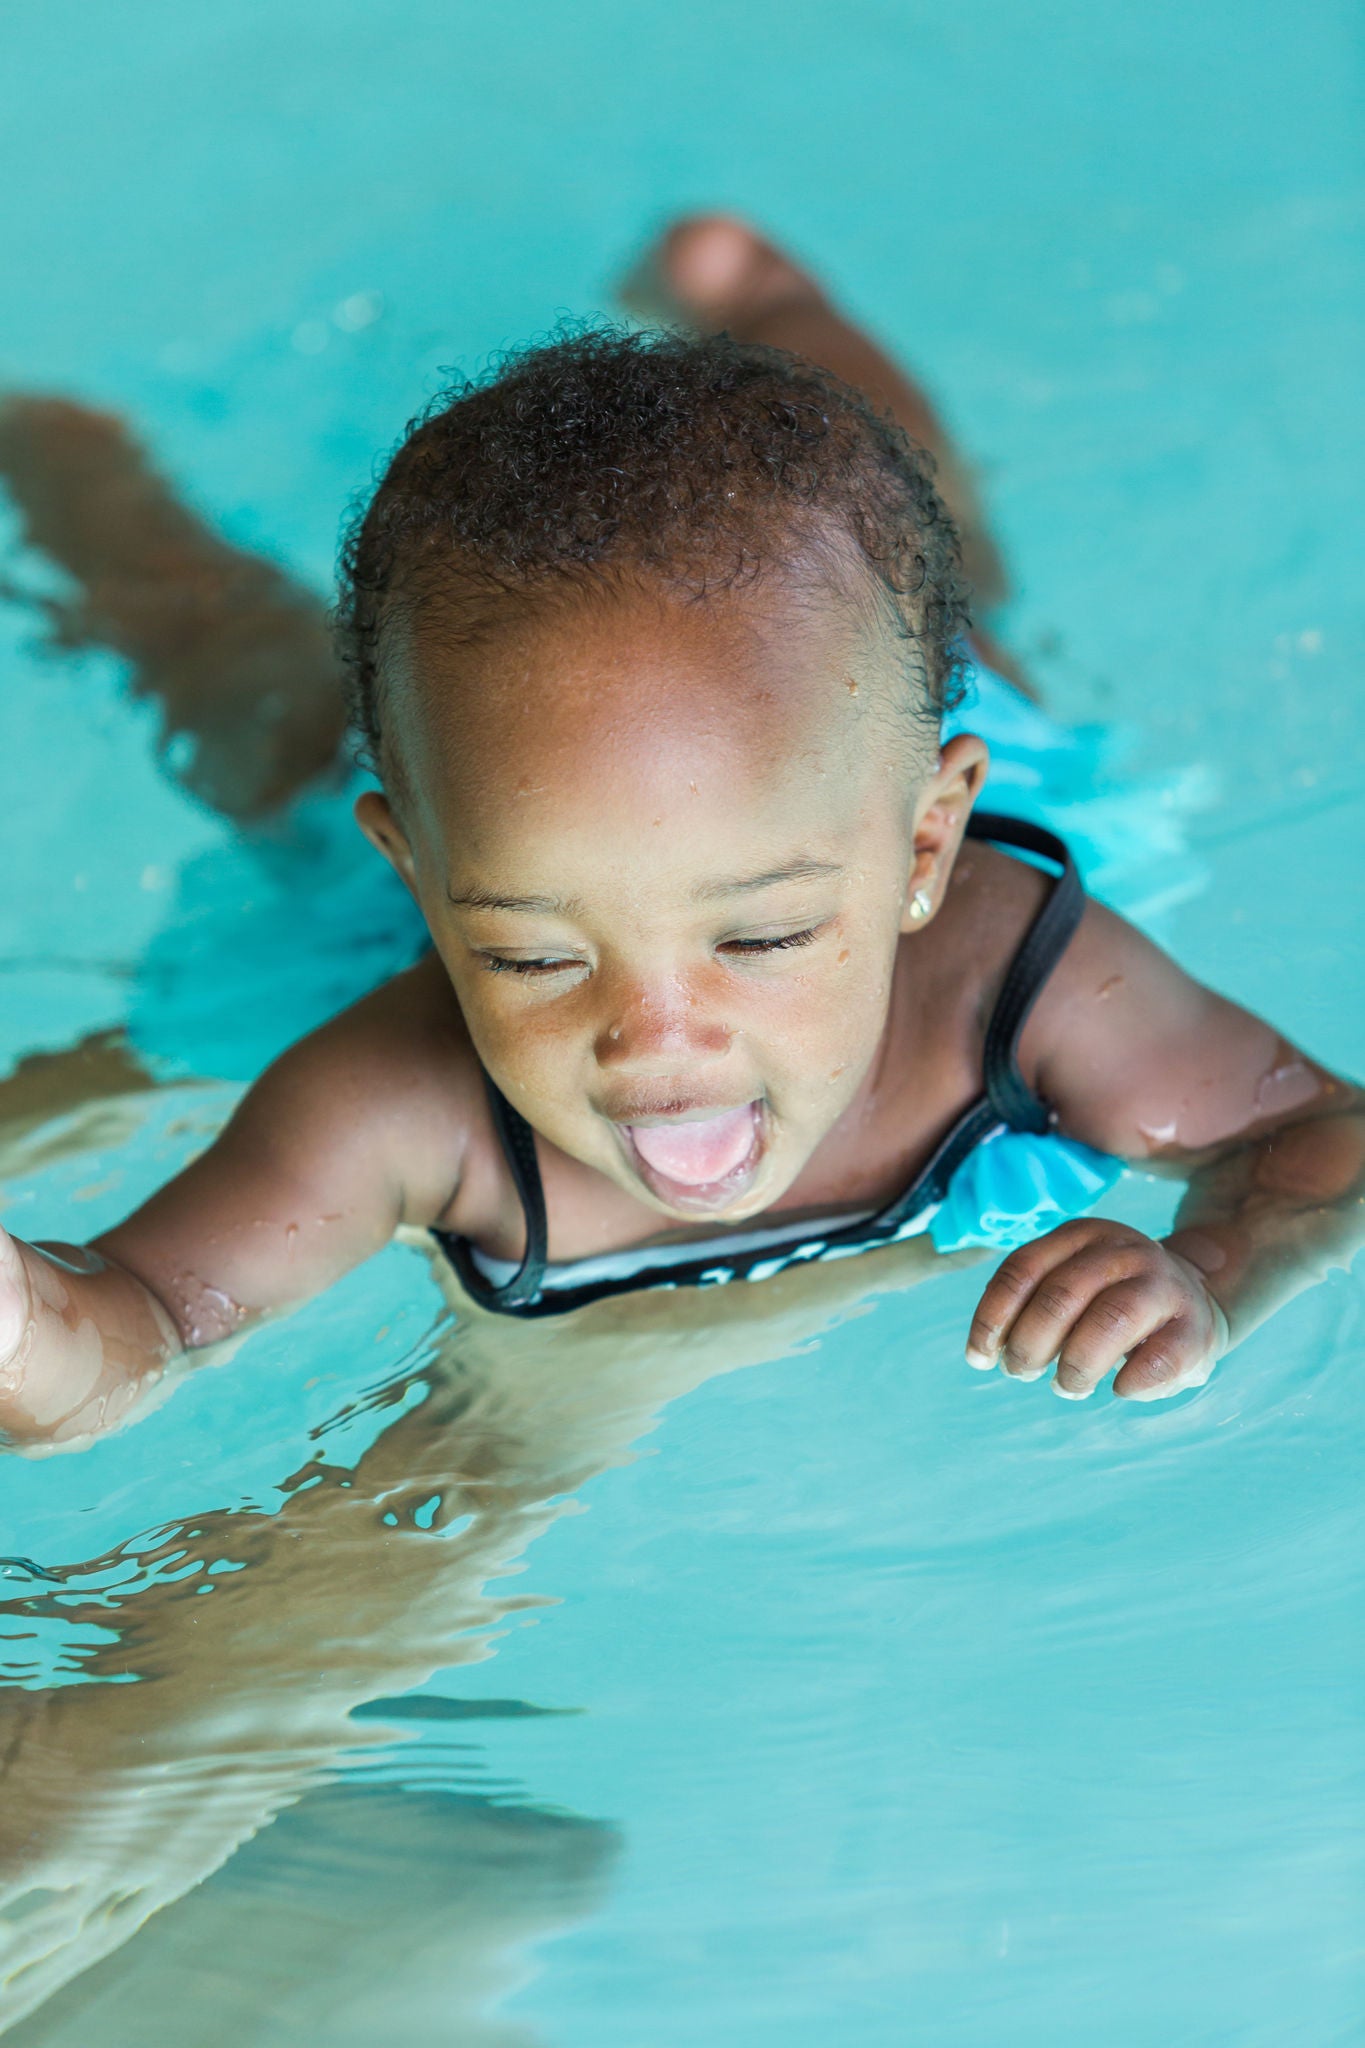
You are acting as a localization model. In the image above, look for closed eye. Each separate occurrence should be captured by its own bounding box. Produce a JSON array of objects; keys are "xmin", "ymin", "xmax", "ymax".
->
[
  {"xmin": 718, "ymin": 926, "xmax": 822, "ymax": 957},
  {"xmin": 479, "ymin": 925, "xmax": 826, "ymax": 977},
  {"xmin": 480, "ymin": 954, "xmax": 583, "ymax": 978}
]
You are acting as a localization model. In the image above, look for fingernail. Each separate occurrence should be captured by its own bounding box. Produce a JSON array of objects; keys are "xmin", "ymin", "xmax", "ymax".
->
[
  {"xmin": 999, "ymin": 1350, "xmax": 1047, "ymax": 1381},
  {"xmin": 965, "ymin": 1346, "xmax": 997, "ymax": 1371},
  {"xmin": 1050, "ymin": 1377, "xmax": 1092, "ymax": 1401}
]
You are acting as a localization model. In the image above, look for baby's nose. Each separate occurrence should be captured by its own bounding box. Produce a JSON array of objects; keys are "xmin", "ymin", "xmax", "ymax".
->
[{"xmin": 594, "ymin": 980, "xmax": 731, "ymax": 1067}]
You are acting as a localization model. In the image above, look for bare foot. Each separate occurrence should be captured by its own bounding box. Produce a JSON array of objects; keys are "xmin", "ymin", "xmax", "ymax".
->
[
  {"xmin": 620, "ymin": 214, "xmax": 1019, "ymax": 640},
  {"xmin": 0, "ymin": 399, "xmax": 347, "ymax": 819},
  {"xmin": 621, "ymin": 213, "xmax": 828, "ymax": 334}
]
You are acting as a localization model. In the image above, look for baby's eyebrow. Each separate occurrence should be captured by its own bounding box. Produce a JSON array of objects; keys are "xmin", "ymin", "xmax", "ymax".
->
[
  {"xmin": 447, "ymin": 886, "xmax": 579, "ymax": 914},
  {"xmin": 447, "ymin": 857, "xmax": 844, "ymax": 916},
  {"xmin": 692, "ymin": 857, "xmax": 845, "ymax": 901}
]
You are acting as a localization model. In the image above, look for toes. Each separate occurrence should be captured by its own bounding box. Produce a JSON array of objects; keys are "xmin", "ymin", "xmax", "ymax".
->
[
  {"xmin": 661, "ymin": 215, "xmax": 770, "ymax": 313},
  {"xmin": 624, "ymin": 214, "xmax": 820, "ymax": 332}
]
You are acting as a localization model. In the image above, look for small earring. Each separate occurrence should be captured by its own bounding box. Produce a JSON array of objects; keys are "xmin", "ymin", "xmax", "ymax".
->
[{"xmin": 909, "ymin": 889, "xmax": 933, "ymax": 923}]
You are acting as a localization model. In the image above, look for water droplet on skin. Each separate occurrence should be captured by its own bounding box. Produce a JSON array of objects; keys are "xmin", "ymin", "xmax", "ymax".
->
[
  {"xmin": 172, "ymin": 1273, "xmax": 247, "ymax": 1347},
  {"xmin": 1255, "ymin": 1058, "xmax": 1318, "ymax": 1117}
]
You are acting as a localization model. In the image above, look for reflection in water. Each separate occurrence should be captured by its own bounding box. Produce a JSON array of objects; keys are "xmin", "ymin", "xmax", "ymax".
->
[
  {"xmin": 0, "ymin": 1170, "xmax": 952, "ymax": 2040},
  {"xmin": 4, "ymin": 1787, "xmax": 613, "ymax": 2048}
]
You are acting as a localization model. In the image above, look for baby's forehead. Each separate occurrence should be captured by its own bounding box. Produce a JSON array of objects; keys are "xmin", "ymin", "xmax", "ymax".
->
[
  {"xmin": 392, "ymin": 577, "xmax": 928, "ymax": 904},
  {"xmin": 397, "ymin": 567, "xmax": 906, "ymax": 788}
]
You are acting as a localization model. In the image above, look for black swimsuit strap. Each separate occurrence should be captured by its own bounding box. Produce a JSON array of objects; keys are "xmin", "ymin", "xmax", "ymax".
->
[
  {"xmin": 838, "ymin": 810, "xmax": 1082, "ymax": 1237},
  {"xmin": 442, "ymin": 1072, "xmax": 549, "ymax": 1309},
  {"xmin": 442, "ymin": 809, "xmax": 1083, "ymax": 1313},
  {"xmin": 965, "ymin": 810, "xmax": 1084, "ymax": 1133}
]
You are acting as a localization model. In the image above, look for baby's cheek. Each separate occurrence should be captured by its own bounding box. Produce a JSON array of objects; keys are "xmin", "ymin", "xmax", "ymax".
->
[
  {"xmin": 488, "ymin": 1034, "xmax": 583, "ymax": 1122},
  {"xmin": 477, "ymin": 1012, "xmax": 610, "ymax": 1159},
  {"xmin": 776, "ymin": 962, "xmax": 889, "ymax": 1096},
  {"xmin": 459, "ymin": 980, "xmax": 575, "ymax": 1081}
]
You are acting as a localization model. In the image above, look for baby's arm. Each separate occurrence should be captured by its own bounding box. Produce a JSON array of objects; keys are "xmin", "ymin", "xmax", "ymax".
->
[
  {"xmin": 0, "ymin": 964, "xmax": 473, "ymax": 1446},
  {"xmin": 965, "ymin": 902, "xmax": 1365, "ymax": 1399}
]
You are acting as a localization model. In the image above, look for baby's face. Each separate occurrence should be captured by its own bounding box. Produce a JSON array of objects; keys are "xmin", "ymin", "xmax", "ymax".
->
[{"xmin": 365, "ymin": 574, "xmax": 980, "ymax": 1224}]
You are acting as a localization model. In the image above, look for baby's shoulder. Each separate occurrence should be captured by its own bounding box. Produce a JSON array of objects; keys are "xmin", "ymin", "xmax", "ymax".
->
[
  {"xmin": 311, "ymin": 948, "xmax": 472, "ymax": 1061},
  {"xmin": 242, "ymin": 951, "xmax": 487, "ymax": 1229},
  {"xmin": 951, "ymin": 844, "xmax": 1237, "ymax": 1150},
  {"xmin": 930, "ymin": 836, "xmax": 1053, "ymax": 1024},
  {"xmin": 928, "ymin": 835, "xmax": 1141, "ymax": 1081},
  {"xmin": 941, "ymin": 835, "xmax": 1052, "ymax": 947}
]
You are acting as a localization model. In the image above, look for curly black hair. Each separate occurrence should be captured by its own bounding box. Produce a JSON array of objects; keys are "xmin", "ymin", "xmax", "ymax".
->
[{"xmin": 336, "ymin": 324, "xmax": 969, "ymax": 777}]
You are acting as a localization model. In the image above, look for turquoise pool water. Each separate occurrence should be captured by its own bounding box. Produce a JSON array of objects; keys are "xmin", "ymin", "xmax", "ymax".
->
[{"xmin": 2, "ymin": 2, "xmax": 1364, "ymax": 2041}]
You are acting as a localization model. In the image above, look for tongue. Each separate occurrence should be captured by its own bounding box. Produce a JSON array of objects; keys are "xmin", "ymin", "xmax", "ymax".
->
[{"xmin": 628, "ymin": 1105, "xmax": 756, "ymax": 1187}]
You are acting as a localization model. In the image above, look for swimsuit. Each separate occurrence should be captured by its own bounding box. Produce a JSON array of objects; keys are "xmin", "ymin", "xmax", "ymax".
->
[{"xmin": 433, "ymin": 812, "xmax": 1123, "ymax": 1319}]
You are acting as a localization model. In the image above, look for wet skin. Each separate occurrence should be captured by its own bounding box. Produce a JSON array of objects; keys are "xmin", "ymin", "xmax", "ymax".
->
[
  {"xmin": 0, "ymin": 572, "xmax": 1363, "ymax": 1441},
  {"xmin": 358, "ymin": 575, "xmax": 987, "ymax": 1226}
]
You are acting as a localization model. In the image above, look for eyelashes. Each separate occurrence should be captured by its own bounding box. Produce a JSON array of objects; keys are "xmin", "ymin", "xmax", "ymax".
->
[
  {"xmin": 480, "ymin": 954, "xmax": 580, "ymax": 978},
  {"xmin": 717, "ymin": 927, "xmax": 822, "ymax": 957},
  {"xmin": 480, "ymin": 926, "xmax": 824, "ymax": 978}
]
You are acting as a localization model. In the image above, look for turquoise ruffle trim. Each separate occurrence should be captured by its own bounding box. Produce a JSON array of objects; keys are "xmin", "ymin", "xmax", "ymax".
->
[{"xmin": 930, "ymin": 1126, "xmax": 1124, "ymax": 1254}]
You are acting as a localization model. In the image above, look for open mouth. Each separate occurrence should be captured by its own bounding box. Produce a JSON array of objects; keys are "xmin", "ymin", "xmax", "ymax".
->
[{"xmin": 618, "ymin": 1101, "xmax": 765, "ymax": 1213}]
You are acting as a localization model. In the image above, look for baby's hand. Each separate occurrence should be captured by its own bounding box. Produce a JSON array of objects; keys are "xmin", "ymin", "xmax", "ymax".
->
[
  {"xmin": 0, "ymin": 1227, "xmax": 179, "ymax": 1445},
  {"xmin": 0, "ymin": 1224, "xmax": 35, "ymax": 1380},
  {"xmin": 965, "ymin": 1219, "xmax": 1230, "ymax": 1402}
]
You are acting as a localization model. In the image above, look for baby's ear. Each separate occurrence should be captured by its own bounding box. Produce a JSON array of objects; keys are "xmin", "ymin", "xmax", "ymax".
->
[
  {"xmin": 900, "ymin": 733, "xmax": 990, "ymax": 930},
  {"xmin": 354, "ymin": 790, "xmax": 418, "ymax": 894}
]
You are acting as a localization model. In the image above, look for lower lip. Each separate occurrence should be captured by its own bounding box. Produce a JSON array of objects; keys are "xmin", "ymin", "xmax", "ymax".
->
[{"xmin": 619, "ymin": 1103, "xmax": 766, "ymax": 1213}]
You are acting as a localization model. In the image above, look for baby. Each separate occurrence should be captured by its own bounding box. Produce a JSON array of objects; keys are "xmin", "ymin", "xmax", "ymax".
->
[{"xmin": 1, "ymin": 218, "xmax": 1360, "ymax": 1445}]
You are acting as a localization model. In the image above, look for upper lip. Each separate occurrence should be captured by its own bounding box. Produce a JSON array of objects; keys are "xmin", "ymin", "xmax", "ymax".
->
[{"xmin": 604, "ymin": 1095, "xmax": 754, "ymax": 1127}]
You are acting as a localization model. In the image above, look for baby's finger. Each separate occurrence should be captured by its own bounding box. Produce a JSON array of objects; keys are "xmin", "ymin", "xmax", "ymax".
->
[
  {"xmin": 965, "ymin": 1222, "xmax": 1118, "ymax": 1369},
  {"xmin": 1112, "ymin": 1322, "xmax": 1215, "ymax": 1402},
  {"xmin": 1050, "ymin": 1278, "xmax": 1181, "ymax": 1398},
  {"xmin": 993, "ymin": 1243, "xmax": 1156, "ymax": 1382}
]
